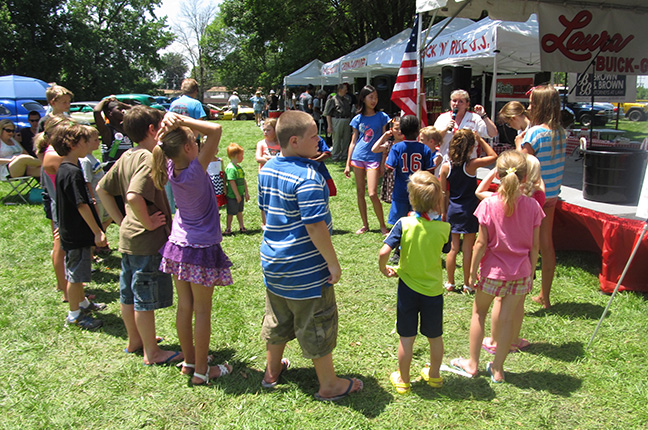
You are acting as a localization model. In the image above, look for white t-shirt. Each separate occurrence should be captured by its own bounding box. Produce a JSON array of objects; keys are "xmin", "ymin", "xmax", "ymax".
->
[{"xmin": 434, "ymin": 111, "xmax": 488, "ymax": 160}]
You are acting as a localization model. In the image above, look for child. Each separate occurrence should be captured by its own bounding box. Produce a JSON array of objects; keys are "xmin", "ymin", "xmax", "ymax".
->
[
  {"xmin": 314, "ymin": 136, "xmax": 336, "ymax": 196},
  {"xmin": 94, "ymin": 97, "xmax": 133, "ymax": 172},
  {"xmin": 79, "ymin": 126, "xmax": 112, "ymax": 231},
  {"xmin": 419, "ymin": 126, "xmax": 443, "ymax": 173},
  {"xmin": 384, "ymin": 115, "xmax": 436, "ymax": 226},
  {"xmin": 451, "ymin": 151, "xmax": 544, "ymax": 383},
  {"xmin": 52, "ymin": 122, "xmax": 107, "ymax": 330},
  {"xmin": 206, "ymin": 153, "xmax": 227, "ymax": 208},
  {"xmin": 476, "ymin": 153, "xmax": 545, "ymax": 354},
  {"xmin": 379, "ymin": 170, "xmax": 450, "ymax": 394},
  {"xmin": 38, "ymin": 85, "xmax": 73, "ymax": 132},
  {"xmin": 224, "ymin": 143, "xmax": 249, "ymax": 235},
  {"xmin": 255, "ymin": 119, "xmax": 280, "ymax": 228},
  {"xmin": 151, "ymin": 115, "xmax": 233, "ymax": 385},
  {"xmin": 344, "ymin": 85, "xmax": 391, "ymax": 235},
  {"xmin": 371, "ymin": 116, "xmax": 403, "ymax": 205},
  {"xmin": 439, "ymin": 129, "xmax": 497, "ymax": 293},
  {"xmin": 96, "ymin": 106, "xmax": 181, "ymax": 365},
  {"xmin": 258, "ymin": 110, "xmax": 363, "ymax": 401}
]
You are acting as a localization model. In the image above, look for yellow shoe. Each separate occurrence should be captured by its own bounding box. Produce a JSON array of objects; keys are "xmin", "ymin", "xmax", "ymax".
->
[
  {"xmin": 420, "ymin": 365, "xmax": 444, "ymax": 388},
  {"xmin": 390, "ymin": 371, "xmax": 410, "ymax": 394}
]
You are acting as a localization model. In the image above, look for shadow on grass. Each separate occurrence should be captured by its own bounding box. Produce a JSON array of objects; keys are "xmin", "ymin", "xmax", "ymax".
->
[
  {"xmin": 554, "ymin": 250, "xmax": 602, "ymax": 277},
  {"xmin": 414, "ymin": 375, "xmax": 495, "ymax": 401},
  {"xmin": 506, "ymin": 370, "xmax": 582, "ymax": 396},
  {"xmin": 524, "ymin": 341, "xmax": 585, "ymax": 362},
  {"xmin": 527, "ymin": 302, "xmax": 605, "ymax": 319}
]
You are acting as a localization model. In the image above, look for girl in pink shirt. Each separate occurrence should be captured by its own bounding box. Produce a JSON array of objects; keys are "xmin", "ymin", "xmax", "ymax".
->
[{"xmin": 451, "ymin": 150, "xmax": 544, "ymax": 383}]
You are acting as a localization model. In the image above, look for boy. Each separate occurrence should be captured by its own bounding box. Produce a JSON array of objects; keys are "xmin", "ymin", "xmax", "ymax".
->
[
  {"xmin": 258, "ymin": 110, "xmax": 363, "ymax": 401},
  {"xmin": 52, "ymin": 122, "xmax": 107, "ymax": 330},
  {"xmin": 419, "ymin": 126, "xmax": 443, "ymax": 171},
  {"xmin": 38, "ymin": 85, "xmax": 73, "ymax": 132},
  {"xmin": 385, "ymin": 115, "xmax": 436, "ymax": 226},
  {"xmin": 79, "ymin": 127, "xmax": 111, "ymax": 231},
  {"xmin": 224, "ymin": 143, "xmax": 249, "ymax": 235},
  {"xmin": 96, "ymin": 106, "xmax": 182, "ymax": 365},
  {"xmin": 378, "ymin": 170, "xmax": 451, "ymax": 394}
]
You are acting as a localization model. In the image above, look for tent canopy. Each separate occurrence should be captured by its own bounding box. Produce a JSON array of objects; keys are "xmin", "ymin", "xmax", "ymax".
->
[
  {"xmin": 0, "ymin": 75, "xmax": 49, "ymax": 100},
  {"xmin": 320, "ymin": 37, "xmax": 386, "ymax": 81},
  {"xmin": 284, "ymin": 59, "xmax": 339, "ymax": 86}
]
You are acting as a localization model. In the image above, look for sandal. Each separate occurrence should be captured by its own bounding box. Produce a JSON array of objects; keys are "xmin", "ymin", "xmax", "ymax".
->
[
  {"xmin": 191, "ymin": 363, "xmax": 232, "ymax": 385},
  {"xmin": 389, "ymin": 371, "xmax": 410, "ymax": 394},
  {"xmin": 463, "ymin": 284, "xmax": 475, "ymax": 294},
  {"xmin": 223, "ymin": 229, "xmax": 232, "ymax": 236},
  {"xmin": 262, "ymin": 358, "xmax": 290, "ymax": 388},
  {"xmin": 420, "ymin": 365, "xmax": 443, "ymax": 388},
  {"xmin": 444, "ymin": 282, "xmax": 455, "ymax": 292}
]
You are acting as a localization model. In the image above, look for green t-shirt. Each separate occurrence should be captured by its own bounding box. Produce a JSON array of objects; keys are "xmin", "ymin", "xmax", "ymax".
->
[
  {"xmin": 391, "ymin": 215, "xmax": 450, "ymax": 297},
  {"xmin": 225, "ymin": 161, "xmax": 245, "ymax": 199}
]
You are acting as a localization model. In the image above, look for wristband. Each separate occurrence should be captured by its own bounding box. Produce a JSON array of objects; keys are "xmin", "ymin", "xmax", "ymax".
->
[{"xmin": 480, "ymin": 113, "xmax": 487, "ymax": 119}]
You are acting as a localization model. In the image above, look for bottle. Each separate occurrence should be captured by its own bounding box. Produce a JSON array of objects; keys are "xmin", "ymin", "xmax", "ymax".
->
[{"xmin": 109, "ymin": 133, "xmax": 123, "ymax": 158}]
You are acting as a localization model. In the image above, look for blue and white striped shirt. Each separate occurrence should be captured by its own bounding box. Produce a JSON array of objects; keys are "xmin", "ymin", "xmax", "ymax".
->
[
  {"xmin": 258, "ymin": 156, "xmax": 332, "ymax": 300},
  {"xmin": 524, "ymin": 126, "xmax": 566, "ymax": 199}
]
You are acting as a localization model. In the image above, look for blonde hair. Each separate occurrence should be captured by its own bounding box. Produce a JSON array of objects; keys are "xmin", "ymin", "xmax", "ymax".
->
[
  {"xmin": 180, "ymin": 78, "xmax": 199, "ymax": 95},
  {"xmin": 529, "ymin": 85, "xmax": 565, "ymax": 158},
  {"xmin": 45, "ymin": 85, "xmax": 74, "ymax": 103},
  {"xmin": 450, "ymin": 89, "xmax": 470, "ymax": 104},
  {"xmin": 0, "ymin": 119, "xmax": 14, "ymax": 132},
  {"xmin": 496, "ymin": 150, "xmax": 527, "ymax": 216},
  {"xmin": 227, "ymin": 143, "xmax": 244, "ymax": 159},
  {"xmin": 408, "ymin": 170, "xmax": 443, "ymax": 214},
  {"xmin": 419, "ymin": 126, "xmax": 441, "ymax": 144},
  {"xmin": 263, "ymin": 118, "xmax": 277, "ymax": 131},
  {"xmin": 498, "ymin": 101, "xmax": 528, "ymax": 125},
  {"xmin": 448, "ymin": 129, "xmax": 475, "ymax": 165},
  {"xmin": 523, "ymin": 153, "xmax": 541, "ymax": 197},
  {"xmin": 35, "ymin": 115, "xmax": 71, "ymax": 154},
  {"xmin": 150, "ymin": 126, "xmax": 193, "ymax": 189}
]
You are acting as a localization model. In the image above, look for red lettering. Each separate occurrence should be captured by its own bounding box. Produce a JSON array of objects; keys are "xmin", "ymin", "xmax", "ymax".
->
[
  {"xmin": 428, "ymin": 44, "xmax": 436, "ymax": 57},
  {"xmin": 541, "ymin": 10, "xmax": 634, "ymax": 62},
  {"xmin": 440, "ymin": 41, "xmax": 448, "ymax": 55},
  {"xmin": 641, "ymin": 58, "xmax": 648, "ymax": 73}
]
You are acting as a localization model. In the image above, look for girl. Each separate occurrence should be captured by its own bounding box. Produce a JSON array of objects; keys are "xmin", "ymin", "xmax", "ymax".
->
[
  {"xmin": 344, "ymin": 85, "xmax": 391, "ymax": 235},
  {"xmin": 151, "ymin": 115, "xmax": 233, "ymax": 385},
  {"xmin": 451, "ymin": 151, "xmax": 544, "ymax": 383},
  {"xmin": 371, "ymin": 116, "xmax": 403, "ymax": 205},
  {"xmin": 439, "ymin": 129, "xmax": 497, "ymax": 293},
  {"xmin": 255, "ymin": 118, "xmax": 280, "ymax": 227},
  {"xmin": 498, "ymin": 101, "xmax": 530, "ymax": 151},
  {"xmin": 476, "ymin": 154, "xmax": 545, "ymax": 354},
  {"xmin": 521, "ymin": 85, "xmax": 566, "ymax": 309}
]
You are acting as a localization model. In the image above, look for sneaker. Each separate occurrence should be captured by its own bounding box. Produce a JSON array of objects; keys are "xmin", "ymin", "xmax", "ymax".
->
[
  {"xmin": 67, "ymin": 314, "xmax": 103, "ymax": 330},
  {"xmin": 81, "ymin": 301, "xmax": 107, "ymax": 313}
]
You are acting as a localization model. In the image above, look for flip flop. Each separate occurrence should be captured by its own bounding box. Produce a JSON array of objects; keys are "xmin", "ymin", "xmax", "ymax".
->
[
  {"xmin": 486, "ymin": 362, "xmax": 504, "ymax": 384},
  {"xmin": 450, "ymin": 358, "xmax": 476, "ymax": 378},
  {"xmin": 355, "ymin": 226, "xmax": 369, "ymax": 235},
  {"xmin": 261, "ymin": 358, "xmax": 290, "ymax": 388},
  {"xmin": 512, "ymin": 338, "xmax": 531, "ymax": 351},
  {"xmin": 314, "ymin": 377, "xmax": 363, "ymax": 402},
  {"xmin": 124, "ymin": 337, "xmax": 164, "ymax": 354},
  {"xmin": 481, "ymin": 342, "xmax": 497, "ymax": 355},
  {"xmin": 144, "ymin": 350, "xmax": 182, "ymax": 366}
]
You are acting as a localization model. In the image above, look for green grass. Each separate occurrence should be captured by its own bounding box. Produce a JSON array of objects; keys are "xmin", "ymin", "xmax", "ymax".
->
[
  {"xmin": 1, "ymin": 119, "xmax": 648, "ymax": 429},
  {"xmin": 601, "ymin": 117, "xmax": 648, "ymax": 140}
]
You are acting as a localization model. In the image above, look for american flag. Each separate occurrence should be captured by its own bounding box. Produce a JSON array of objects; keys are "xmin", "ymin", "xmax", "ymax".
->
[{"xmin": 391, "ymin": 16, "xmax": 428, "ymax": 126}]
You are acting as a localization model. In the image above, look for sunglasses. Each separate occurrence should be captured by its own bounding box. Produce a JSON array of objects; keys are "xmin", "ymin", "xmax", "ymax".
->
[
  {"xmin": 29, "ymin": 119, "xmax": 40, "ymax": 123},
  {"xmin": 3, "ymin": 128, "xmax": 15, "ymax": 133}
]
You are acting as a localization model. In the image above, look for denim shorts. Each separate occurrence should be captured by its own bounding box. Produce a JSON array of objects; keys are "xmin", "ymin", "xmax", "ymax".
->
[
  {"xmin": 397, "ymin": 279, "xmax": 443, "ymax": 338},
  {"xmin": 65, "ymin": 247, "xmax": 92, "ymax": 284},
  {"xmin": 261, "ymin": 286, "xmax": 338, "ymax": 360},
  {"xmin": 120, "ymin": 254, "xmax": 173, "ymax": 311}
]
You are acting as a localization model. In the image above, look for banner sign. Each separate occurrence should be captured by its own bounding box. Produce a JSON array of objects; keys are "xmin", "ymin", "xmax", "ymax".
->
[
  {"xmin": 538, "ymin": 4, "xmax": 647, "ymax": 75},
  {"xmin": 322, "ymin": 56, "xmax": 368, "ymax": 76},
  {"xmin": 495, "ymin": 75, "xmax": 534, "ymax": 101},
  {"xmin": 568, "ymin": 73, "xmax": 637, "ymax": 102},
  {"xmin": 423, "ymin": 25, "xmax": 494, "ymax": 63}
]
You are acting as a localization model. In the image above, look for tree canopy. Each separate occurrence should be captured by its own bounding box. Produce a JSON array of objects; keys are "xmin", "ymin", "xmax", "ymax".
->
[{"xmin": 1, "ymin": 0, "xmax": 173, "ymax": 100}]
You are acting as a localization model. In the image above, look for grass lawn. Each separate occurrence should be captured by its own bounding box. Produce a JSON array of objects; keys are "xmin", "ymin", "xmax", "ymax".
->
[{"xmin": 1, "ymin": 119, "xmax": 648, "ymax": 429}]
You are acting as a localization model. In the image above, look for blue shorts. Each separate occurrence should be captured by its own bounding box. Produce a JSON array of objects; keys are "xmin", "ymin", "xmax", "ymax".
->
[
  {"xmin": 350, "ymin": 160, "xmax": 381, "ymax": 170},
  {"xmin": 397, "ymin": 279, "xmax": 443, "ymax": 338},
  {"xmin": 388, "ymin": 199, "xmax": 411, "ymax": 226},
  {"xmin": 120, "ymin": 254, "xmax": 173, "ymax": 311},
  {"xmin": 65, "ymin": 247, "xmax": 92, "ymax": 284}
]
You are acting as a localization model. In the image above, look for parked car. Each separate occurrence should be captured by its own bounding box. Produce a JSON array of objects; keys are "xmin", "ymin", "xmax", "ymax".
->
[
  {"xmin": 69, "ymin": 101, "xmax": 99, "ymax": 124},
  {"xmin": 112, "ymin": 94, "xmax": 165, "ymax": 111},
  {"xmin": 212, "ymin": 104, "xmax": 255, "ymax": 120},
  {"xmin": 0, "ymin": 98, "xmax": 46, "ymax": 129},
  {"xmin": 613, "ymin": 102, "xmax": 648, "ymax": 122},
  {"xmin": 564, "ymin": 101, "xmax": 614, "ymax": 126}
]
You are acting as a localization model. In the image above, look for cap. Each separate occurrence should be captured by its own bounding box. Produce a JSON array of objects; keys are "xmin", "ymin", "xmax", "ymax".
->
[{"xmin": 270, "ymin": 90, "xmax": 276, "ymax": 94}]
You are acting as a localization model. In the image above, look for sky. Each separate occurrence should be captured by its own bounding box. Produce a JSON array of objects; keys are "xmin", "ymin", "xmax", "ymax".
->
[{"xmin": 154, "ymin": 0, "xmax": 223, "ymax": 54}]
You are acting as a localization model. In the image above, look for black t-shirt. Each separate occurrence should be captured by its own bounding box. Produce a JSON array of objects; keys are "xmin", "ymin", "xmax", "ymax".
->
[
  {"xmin": 19, "ymin": 128, "xmax": 36, "ymax": 157},
  {"xmin": 56, "ymin": 161, "xmax": 101, "ymax": 251}
]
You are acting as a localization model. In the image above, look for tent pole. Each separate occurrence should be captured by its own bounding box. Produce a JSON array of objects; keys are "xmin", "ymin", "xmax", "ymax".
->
[
  {"xmin": 481, "ymin": 72, "xmax": 486, "ymax": 111},
  {"xmin": 417, "ymin": 12, "xmax": 423, "ymax": 123},
  {"xmin": 491, "ymin": 52, "xmax": 498, "ymax": 119}
]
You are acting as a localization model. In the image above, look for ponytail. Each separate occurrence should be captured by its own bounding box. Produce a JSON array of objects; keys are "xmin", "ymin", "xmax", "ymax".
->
[
  {"xmin": 496, "ymin": 150, "xmax": 527, "ymax": 216},
  {"xmin": 150, "ymin": 126, "xmax": 193, "ymax": 190},
  {"xmin": 150, "ymin": 144, "xmax": 169, "ymax": 190}
]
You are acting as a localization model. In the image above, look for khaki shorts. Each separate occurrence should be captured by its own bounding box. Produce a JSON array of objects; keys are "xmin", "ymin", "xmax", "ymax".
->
[{"xmin": 261, "ymin": 286, "xmax": 338, "ymax": 359}]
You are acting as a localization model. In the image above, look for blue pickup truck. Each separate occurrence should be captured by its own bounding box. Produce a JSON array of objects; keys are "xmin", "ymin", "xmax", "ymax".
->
[{"xmin": 0, "ymin": 98, "xmax": 46, "ymax": 129}]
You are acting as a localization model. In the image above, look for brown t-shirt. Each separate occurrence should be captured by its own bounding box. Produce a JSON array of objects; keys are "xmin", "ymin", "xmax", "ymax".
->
[{"xmin": 97, "ymin": 147, "xmax": 171, "ymax": 255}]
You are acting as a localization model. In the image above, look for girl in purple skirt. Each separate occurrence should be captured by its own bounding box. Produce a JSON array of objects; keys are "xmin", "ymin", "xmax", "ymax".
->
[{"xmin": 151, "ymin": 113, "xmax": 233, "ymax": 385}]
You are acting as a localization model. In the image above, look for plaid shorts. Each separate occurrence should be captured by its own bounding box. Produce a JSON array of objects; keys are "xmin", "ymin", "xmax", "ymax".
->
[{"xmin": 478, "ymin": 276, "xmax": 533, "ymax": 297}]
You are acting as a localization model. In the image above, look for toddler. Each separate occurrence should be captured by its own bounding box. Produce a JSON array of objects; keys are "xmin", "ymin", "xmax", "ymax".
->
[{"xmin": 225, "ymin": 143, "xmax": 249, "ymax": 235}]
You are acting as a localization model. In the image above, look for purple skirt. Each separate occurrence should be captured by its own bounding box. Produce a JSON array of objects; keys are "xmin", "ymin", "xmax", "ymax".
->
[{"xmin": 159, "ymin": 241, "xmax": 233, "ymax": 287}]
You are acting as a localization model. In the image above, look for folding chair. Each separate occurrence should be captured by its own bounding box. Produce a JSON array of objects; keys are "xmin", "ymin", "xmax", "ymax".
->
[{"xmin": 1, "ymin": 175, "xmax": 40, "ymax": 204}]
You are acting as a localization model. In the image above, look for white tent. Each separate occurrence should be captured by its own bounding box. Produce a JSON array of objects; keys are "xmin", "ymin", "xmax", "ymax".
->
[
  {"xmin": 320, "ymin": 38, "xmax": 387, "ymax": 83},
  {"xmin": 283, "ymin": 59, "xmax": 339, "ymax": 87}
]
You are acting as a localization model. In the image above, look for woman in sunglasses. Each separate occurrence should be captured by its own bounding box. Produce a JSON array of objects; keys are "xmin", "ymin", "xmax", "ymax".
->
[{"xmin": 0, "ymin": 119, "xmax": 41, "ymax": 180}]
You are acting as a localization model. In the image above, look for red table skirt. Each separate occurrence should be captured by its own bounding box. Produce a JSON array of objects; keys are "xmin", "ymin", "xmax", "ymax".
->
[{"xmin": 553, "ymin": 201, "xmax": 648, "ymax": 293}]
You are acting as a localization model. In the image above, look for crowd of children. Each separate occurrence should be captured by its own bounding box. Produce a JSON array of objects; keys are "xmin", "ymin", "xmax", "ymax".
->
[{"xmin": 29, "ymin": 82, "xmax": 565, "ymax": 396}]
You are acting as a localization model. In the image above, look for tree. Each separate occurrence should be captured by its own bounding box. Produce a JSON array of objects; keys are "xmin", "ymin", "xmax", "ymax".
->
[
  {"xmin": 159, "ymin": 53, "xmax": 188, "ymax": 90},
  {"xmin": 1, "ymin": 0, "xmax": 173, "ymax": 100}
]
